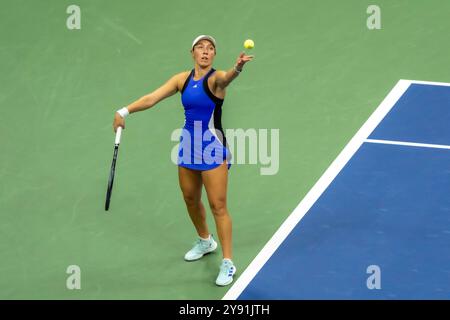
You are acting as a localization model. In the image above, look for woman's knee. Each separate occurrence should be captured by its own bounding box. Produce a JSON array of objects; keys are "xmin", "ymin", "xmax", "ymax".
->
[
  {"xmin": 209, "ymin": 199, "xmax": 228, "ymax": 217},
  {"xmin": 182, "ymin": 192, "xmax": 201, "ymax": 207}
]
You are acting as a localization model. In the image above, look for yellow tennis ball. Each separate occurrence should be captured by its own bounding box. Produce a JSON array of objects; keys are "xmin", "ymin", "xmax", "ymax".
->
[{"xmin": 244, "ymin": 39, "xmax": 254, "ymax": 49}]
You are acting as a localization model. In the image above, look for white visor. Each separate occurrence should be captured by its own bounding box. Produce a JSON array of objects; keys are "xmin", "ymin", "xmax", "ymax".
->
[{"xmin": 191, "ymin": 35, "xmax": 216, "ymax": 50}]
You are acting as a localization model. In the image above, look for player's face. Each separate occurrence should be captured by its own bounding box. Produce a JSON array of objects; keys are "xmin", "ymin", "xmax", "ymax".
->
[{"xmin": 192, "ymin": 40, "xmax": 216, "ymax": 67}]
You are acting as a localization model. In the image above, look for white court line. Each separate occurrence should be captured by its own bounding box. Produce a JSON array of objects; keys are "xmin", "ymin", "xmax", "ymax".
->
[
  {"xmin": 408, "ymin": 80, "xmax": 450, "ymax": 87},
  {"xmin": 223, "ymin": 79, "xmax": 450, "ymax": 300},
  {"xmin": 365, "ymin": 139, "xmax": 450, "ymax": 150}
]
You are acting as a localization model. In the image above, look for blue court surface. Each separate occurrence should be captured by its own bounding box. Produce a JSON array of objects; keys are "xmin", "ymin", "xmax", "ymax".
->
[{"xmin": 224, "ymin": 80, "xmax": 450, "ymax": 300}]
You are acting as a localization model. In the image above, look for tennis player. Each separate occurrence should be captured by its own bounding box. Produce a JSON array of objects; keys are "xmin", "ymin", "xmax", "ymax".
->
[{"xmin": 112, "ymin": 35, "xmax": 253, "ymax": 286}]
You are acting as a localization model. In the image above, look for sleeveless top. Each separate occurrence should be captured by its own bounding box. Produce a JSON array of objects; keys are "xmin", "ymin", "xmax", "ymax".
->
[{"xmin": 178, "ymin": 68, "xmax": 231, "ymax": 171}]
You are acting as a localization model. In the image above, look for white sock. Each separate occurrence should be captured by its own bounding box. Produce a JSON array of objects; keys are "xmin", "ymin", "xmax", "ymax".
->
[
  {"xmin": 223, "ymin": 258, "xmax": 233, "ymax": 264},
  {"xmin": 200, "ymin": 234, "xmax": 211, "ymax": 241}
]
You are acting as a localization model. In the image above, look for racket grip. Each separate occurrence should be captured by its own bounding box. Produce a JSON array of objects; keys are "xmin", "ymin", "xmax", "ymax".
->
[{"xmin": 115, "ymin": 126, "xmax": 123, "ymax": 145}]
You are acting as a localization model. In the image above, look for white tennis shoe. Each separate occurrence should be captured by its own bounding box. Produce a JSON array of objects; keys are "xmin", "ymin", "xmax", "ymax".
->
[
  {"xmin": 184, "ymin": 235, "xmax": 218, "ymax": 261},
  {"xmin": 215, "ymin": 259, "xmax": 236, "ymax": 286}
]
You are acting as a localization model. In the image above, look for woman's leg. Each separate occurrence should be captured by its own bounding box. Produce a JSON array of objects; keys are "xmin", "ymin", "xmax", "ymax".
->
[
  {"xmin": 201, "ymin": 162, "xmax": 232, "ymax": 259},
  {"xmin": 178, "ymin": 166, "xmax": 209, "ymax": 238}
]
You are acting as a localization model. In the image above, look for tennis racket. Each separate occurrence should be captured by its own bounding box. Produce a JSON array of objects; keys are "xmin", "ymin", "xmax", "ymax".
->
[{"xmin": 105, "ymin": 126, "xmax": 123, "ymax": 211}]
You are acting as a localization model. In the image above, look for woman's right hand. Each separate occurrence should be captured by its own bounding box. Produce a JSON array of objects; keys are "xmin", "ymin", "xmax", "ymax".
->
[{"xmin": 113, "ymin": 112, "xmax": 125, "ymax": 132}]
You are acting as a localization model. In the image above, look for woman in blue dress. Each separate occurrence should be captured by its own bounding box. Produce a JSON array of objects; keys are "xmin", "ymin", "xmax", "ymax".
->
[{"xmin": 112, "ymin": 35, "xmax": 253, "ymax": 286}]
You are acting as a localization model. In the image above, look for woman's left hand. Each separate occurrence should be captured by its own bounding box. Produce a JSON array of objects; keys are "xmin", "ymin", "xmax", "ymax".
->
[{"xmin": 235, "ymin": 52, "xmax": 254, "ymax": 71}]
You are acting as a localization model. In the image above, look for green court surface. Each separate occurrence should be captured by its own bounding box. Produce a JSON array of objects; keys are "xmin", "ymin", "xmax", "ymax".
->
[{"xmin": 1, "ymin": 0, "xmax": 449, "ymax": 299}]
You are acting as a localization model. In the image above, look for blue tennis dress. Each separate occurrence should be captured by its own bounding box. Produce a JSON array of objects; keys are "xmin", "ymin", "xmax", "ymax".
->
[{"xmin": 178, "ymin": 68, "xmax": 232, "ymax": 171}]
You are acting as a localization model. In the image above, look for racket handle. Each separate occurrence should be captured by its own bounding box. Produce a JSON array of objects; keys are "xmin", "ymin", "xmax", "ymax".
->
[{"xmin": 115, "ymin": 126, "xmax": 123, "ymax": 145}]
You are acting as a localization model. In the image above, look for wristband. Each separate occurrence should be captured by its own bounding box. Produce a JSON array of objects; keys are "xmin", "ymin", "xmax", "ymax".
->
[
  {"xmin": 116, "ymin": 107, "xmax": 129, "ymax": 118},
  {"xmin": 234, "ymin": 66, "xmax": 242, "ymax": 73}
]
